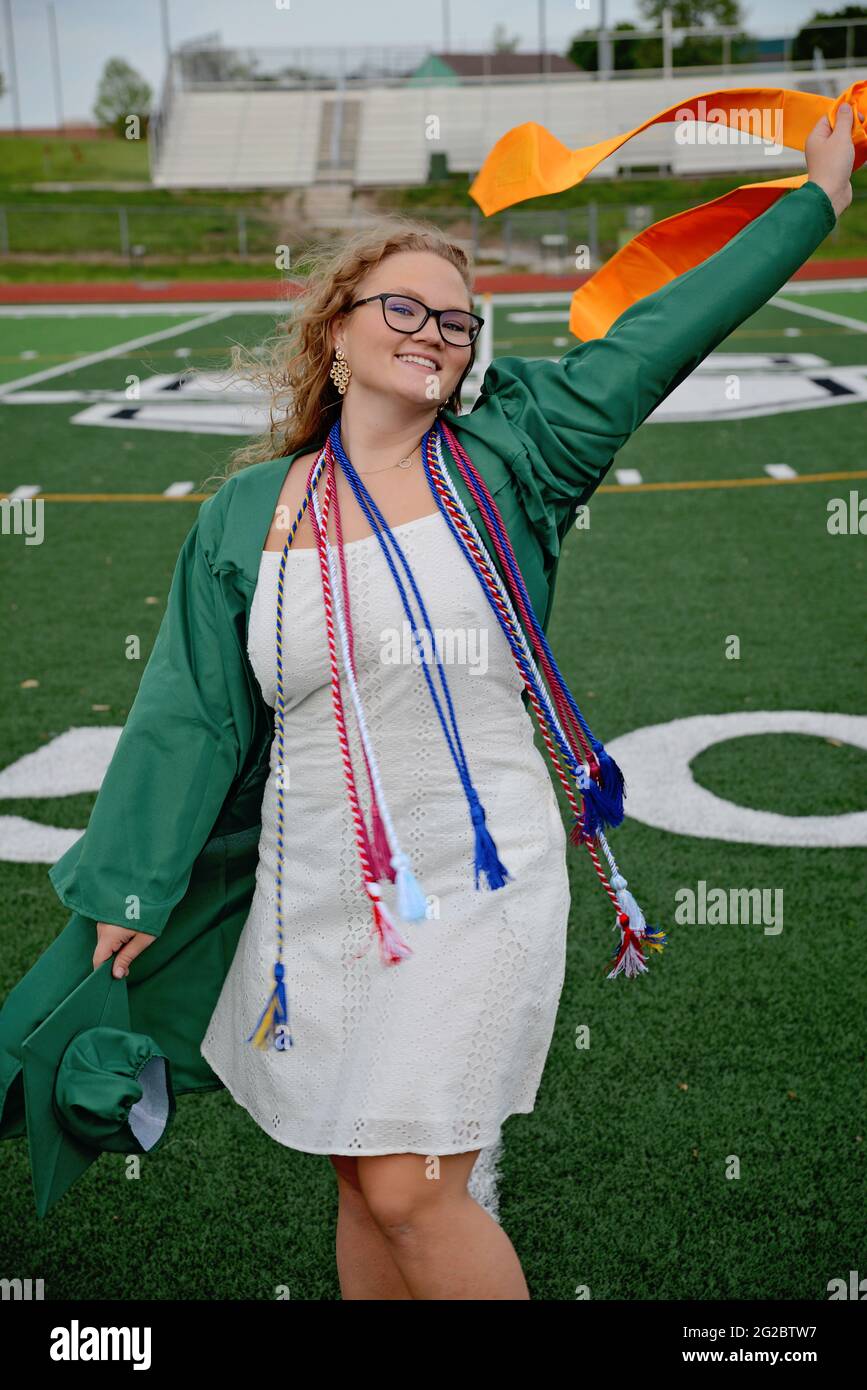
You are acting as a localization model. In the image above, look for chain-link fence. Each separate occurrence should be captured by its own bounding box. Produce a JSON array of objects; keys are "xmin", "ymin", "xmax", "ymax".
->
[
  {"xmin": 0, "ymin": 190, "xmax": 850, "ymax": 272},
  {"xmin": 402, "ymin": 194, "xmax": 848, "ymax": 273},
  {"xmin": 0, "ymin": 203, "xmax": 279, "ymax": 260}
]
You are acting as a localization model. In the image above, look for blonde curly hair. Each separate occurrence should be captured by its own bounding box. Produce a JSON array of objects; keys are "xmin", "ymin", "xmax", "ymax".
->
[{"xmin": 205, "ymin": 215, "xmax": 478, "ymax": 489}]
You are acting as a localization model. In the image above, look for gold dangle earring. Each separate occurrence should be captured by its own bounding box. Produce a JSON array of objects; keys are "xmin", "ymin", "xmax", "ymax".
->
[{"xmin": 329, "ymin": 345, "xmax": 351, "ymax": 395}]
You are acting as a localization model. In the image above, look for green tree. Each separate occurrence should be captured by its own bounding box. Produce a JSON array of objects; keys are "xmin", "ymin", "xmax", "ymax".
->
[
  {"xmin": 568, "ymin": 21, "xmax": 645, "ymax": 72},
  {"xmin": 638, "ymin": 0, "xmax": 742, "ymax": 22},
  {"xmin": 491, "ymin": 23, "xmax": 520, "ymax": 53},
  {"xmin": 93, "ymin": 58, "xmax": 152, "ymax": 138},
  {"xmin": 792, "ymin": 5, "xmax": 867, "ymax": 62},
  {"xmin": 636, "ymin": 0, "xmax": 751, "ymax": 68},
  {"xmin": 179, "ymin": 48, "xmax": 261, "ymax": 83}
]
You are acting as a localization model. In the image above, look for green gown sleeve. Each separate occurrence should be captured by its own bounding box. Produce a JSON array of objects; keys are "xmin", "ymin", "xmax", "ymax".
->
[
  {"xmin": 47, "ymin": 493, "xmax": 242, "ymax": 940},
  {"xmin": 477, "ymin": 178, "xmax": 837, "ymax": 522}
]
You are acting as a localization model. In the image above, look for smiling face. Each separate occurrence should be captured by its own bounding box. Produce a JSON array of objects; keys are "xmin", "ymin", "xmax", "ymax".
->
[{"xmin": 331, "ymin": 250, "xmax": 476, "ymax": 412}]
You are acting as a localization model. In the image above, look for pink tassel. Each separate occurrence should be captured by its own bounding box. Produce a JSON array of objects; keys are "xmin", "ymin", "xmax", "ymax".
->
[
  {"xmin": 606, "ymin": 911, "xmax": 649, "ymax": 980},
  {"xmin": 371, "ymin": 797, "xmax": 397, "ymax": 882},
  {"xmin": 365, "ymin": 882, "xmax": 414, "ymax": 965}
]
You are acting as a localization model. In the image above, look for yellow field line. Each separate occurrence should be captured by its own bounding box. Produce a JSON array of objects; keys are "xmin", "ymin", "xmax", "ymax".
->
[
  {"xmin": 4, "ymin": 468, "xmax": 866, "ymax": 504},
  {"xmin": 1, "ymin": 492, "xmax": 217, "ymax": 502},
  {"xmin": 595, "ymin": 469, "xmax": 867, "ymax": 494}
]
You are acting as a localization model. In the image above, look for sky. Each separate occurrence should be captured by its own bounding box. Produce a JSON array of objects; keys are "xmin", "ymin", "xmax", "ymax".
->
[{"xmin": 0, "ymin": 0, "xmax": 847, "ymax": 129}]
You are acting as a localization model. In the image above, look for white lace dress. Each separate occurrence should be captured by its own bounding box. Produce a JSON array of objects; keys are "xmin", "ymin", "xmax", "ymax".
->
[{"xmin": 199, "ymin": 508, "xmax": 572, "ymax": 1157}]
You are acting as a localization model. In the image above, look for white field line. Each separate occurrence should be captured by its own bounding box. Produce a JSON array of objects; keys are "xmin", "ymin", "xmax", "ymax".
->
[
  {"xmin": 769, "ymin": 296, "xmax": 867, "ymax": 333},
  {"xmin": 2, "ymin": 391, "xmax": 133, "ymax": 403},
  {"xmin": 0, "ymin": 300, "xmax": 299, "ymax": 317},
  {"xmin": 0, "ymin": 308, "xmax": 236, "ymax": 397},
  {"xmin": 491, "ymin": 281, "xmax": 867, "ymax": 307},
  {"xmin": 766, "ymin": 277, "xmax": 867, "ymax": 295},
  {"xmin": 0, "ymin": 280, "xmax": 860, "ymax": 320}
]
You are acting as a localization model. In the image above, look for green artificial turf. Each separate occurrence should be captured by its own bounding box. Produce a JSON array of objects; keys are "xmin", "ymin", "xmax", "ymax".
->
[{"xmin": 1, "ymin": 291, "xmax": 864, "ymax": 1299}]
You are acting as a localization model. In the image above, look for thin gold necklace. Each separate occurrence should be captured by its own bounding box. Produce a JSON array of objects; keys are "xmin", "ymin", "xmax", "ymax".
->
[{"xmin": 353, "ymin": 441, "xmax": 422, "ymax": 476}]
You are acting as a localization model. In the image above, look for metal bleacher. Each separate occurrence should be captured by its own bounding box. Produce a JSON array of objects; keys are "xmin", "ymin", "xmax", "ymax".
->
[
  {"xmin": 149, "ymin": 44, "xmax": 865, "ymax": 190},
  {"xmin": 152, "ymin": 90, "xmax": 320, "ymax": 187}
]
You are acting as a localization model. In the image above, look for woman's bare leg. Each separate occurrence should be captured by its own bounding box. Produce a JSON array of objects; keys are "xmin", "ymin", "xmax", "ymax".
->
[
  {"xmin": 355, "ymin": 1150, "xmax": 530, "ymax": 1300},
  {"xmin": 329, "ymin": 1155, "xmax": 413, "ymax": 1300}
]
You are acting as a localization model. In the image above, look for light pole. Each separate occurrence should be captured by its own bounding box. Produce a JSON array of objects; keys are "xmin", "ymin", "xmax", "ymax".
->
[
  {"xmin": 599, "ymin": 0, "xmax": 612, "ymax": 79},
  {"xmin": 160, "ymin": 0, "xmax": 171, "ymax": 63},
  {"xmin": 47, "ymin": 1, "xmax": 63, "ymax": 129},
  {"xmin": 662, "ymin": 5, "xmax": 673, "ymax": 79},
  {"xmin": 3, "ymin": 0, "xmax": 20, "ymax": 130}
]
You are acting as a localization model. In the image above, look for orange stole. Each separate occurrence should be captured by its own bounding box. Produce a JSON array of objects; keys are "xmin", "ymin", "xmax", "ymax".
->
[{"xmin": 469, "ymin": 82, "xmax": 867, "ymax": 341}]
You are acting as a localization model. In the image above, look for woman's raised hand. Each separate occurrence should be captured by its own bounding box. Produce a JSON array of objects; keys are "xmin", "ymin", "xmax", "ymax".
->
[
  {"xmin": 93, "ymin": 921, "xmax": 156, "ymax": 978},
  {"xmin": 805, "ymin": 101, "xmax": 863, "ymax": 219}
]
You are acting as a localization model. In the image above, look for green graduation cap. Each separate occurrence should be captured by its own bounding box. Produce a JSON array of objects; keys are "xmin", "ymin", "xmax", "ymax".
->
[{"xmin": 20, "ymin": 959, "xmax": 176, "ymax": 1218}]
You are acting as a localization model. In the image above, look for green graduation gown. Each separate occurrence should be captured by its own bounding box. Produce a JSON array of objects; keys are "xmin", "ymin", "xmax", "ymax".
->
[{"xmin": 0, "ymin": 179, "xmax": 836, "ymax": 1146}]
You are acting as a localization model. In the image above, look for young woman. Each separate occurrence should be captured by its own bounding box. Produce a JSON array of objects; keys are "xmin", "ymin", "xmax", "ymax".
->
[{"xmin": 86, "ymin": 109, "xmax": 853, "ymax": 1300}]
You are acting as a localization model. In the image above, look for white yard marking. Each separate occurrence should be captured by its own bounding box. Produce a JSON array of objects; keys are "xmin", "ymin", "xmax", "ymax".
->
[
  {"xmin": 764, "ymin": 463, "xmax": 798, "ymax": 479},
  {"xmin": 646, "ymin": 358, "xmax": 867, "ymax": 422},
  {"xmin": 488, "ymin": 291, "xmax": 574, "ymax": 306},
  {"xmin": 507, "ymin": 310, "xmax": 570, "ymax": 323},
  {"xmin": 692, "ymin": 353, "xmax": 826, "ymax": 369},
  {"xmin": 606, "ymin": 711, "xmax": 867, "ymax": 847},
  {"xmin": 69, "ymin": 399, "xmax": 267, "ymax": 435},
  {"xmin": 615, "ymin": 468, "xmax": 643, "ymax": 486},
  {"xmin": 162, "ymin": 481, "xmax": 196, "ymax": 497},
  {"xmin": 2, "ymin": 391, "xmax": 130, "ymax": 404},
  {"xmin": 0, "ymin": 728, "xmax": 122, "ymax": 862}
]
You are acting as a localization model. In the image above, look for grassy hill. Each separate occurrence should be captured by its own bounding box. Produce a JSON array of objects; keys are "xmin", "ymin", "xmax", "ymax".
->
[{"xmin": 0, "ymin": 134, "xmax": 863, "ymax": 283}]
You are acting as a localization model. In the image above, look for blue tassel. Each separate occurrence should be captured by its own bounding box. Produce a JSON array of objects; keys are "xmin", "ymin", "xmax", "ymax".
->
[
  {"xmin": 581, "ymin": 739, "xmax": 626, "ymax": 832},
  {"xmin": 469, "ymin": 794, "xmax": 512, "ymax": 890},
  {"xmin": 247, "ymin": 960, "xmax": 293, "ymax": 1050},
  {"xmin": 594, "ymin": 740, "xmax": 626, "ymax": 818},
  {"xmin": 391, "ymin": 851, "xmax": 429, "ymax": 922},
  {"xmin": 580, "ymin": 795, "xmax": 603, "ymax": 841}
]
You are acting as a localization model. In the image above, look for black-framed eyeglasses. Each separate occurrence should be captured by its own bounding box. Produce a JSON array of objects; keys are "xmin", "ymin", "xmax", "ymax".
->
[{"xmin": 346, "ymin": 292, "xmax": 484, "ymax": 347}]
